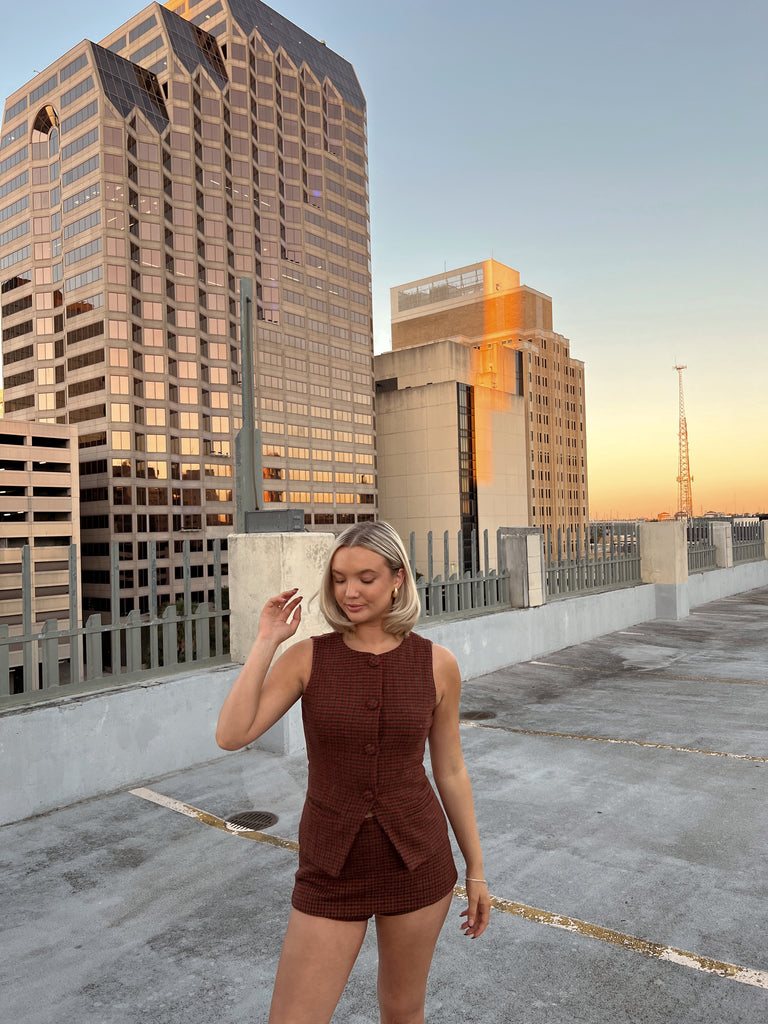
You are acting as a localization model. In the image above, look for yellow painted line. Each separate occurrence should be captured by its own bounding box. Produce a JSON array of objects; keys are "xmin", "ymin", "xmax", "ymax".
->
[
  {"xmin": 453, "ymin": 886, "xmax": 768, "ymax": 990},
  {"xmin": 459, "ymin": 720, "xmax": 768, "ymax": 763},
  {"xmin": 530, "ymin": 660, "xmax": 768, "ymax": 687},
  {"xmin": 131, "ymin": 787, "xmax": 768, "ymax": 989},
  {"xmin": 129, "ymin": 786, "xmax": 299, "ymax": 852},
  {"xmin": 643, "ymin": 672, "xmax": 768, "ymax": 687}
]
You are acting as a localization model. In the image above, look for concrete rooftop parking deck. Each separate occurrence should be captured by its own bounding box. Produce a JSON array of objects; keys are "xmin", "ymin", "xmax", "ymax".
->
[{"xmin": 3, "ymin": 587, "xmax": 768, "ymax": 1023}]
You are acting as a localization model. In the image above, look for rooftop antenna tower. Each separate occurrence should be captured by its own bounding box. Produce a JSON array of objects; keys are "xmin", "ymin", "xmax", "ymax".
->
[{"xmin": 674, "ymin": 365, "xmax": 694, "ymax": 518}]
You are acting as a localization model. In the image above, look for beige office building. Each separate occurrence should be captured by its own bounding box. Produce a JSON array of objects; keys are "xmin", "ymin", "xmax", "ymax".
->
[
  {"xmin": 378, "ymin": 259, "xmax": 589, "ymax": 549},
  {"xmin": 0, "ymin": 419, "xmax": 81, "ymax": 690},
  {"xmin": 375, "ymin": 337, "xmax": 528, "ymax": 573},
  {"xmin": 0, "ymin": 0, "xmax": 374, "ymax": 618}
]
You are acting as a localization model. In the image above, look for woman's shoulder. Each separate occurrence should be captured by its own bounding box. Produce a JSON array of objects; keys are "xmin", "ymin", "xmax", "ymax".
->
[
  {"xmin": 273, "ymin": 633, "xmax": 342, "ymax": 690},
  {"xmin": 274, "ymin": 636, "xmax": 314, "ymax": 669},
  {"xmin": 304, "ymin": 631, "xmax": 344, "ymax": 669},
  {"xmin": 405, "ymin": 631, "xmax": 453, "ymax": 658},
  {"xmin": 400, "ymin": 633, "xmax": 458, "ymax": 679},
  {"xmin": 428, "ymin": 642, "xmax": 461, "ymax": 704},
  {"xmin": 428, "ymin": 640, "xmax": 460, "ymax": 673},
  {"xmin": 404, "ymin": 629, "xmax": 431, "ymax": 649}
]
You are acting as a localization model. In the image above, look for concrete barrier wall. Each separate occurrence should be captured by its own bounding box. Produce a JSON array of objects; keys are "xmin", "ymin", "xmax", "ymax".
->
[
  {"xmin": 421, "ymin": 583, "xmax": 658, "ymax": 680},
  {"xmin": 0, "ymin": 664, "xmax": 240, "ymax": 827},
  {"xmin": 1, "ymin": 532, "xmax": 766, "ymax": 826},
  {"xmin": 0, "ymin": 582, "xmax": 658, "ymax": 827},
  {"xmin": 688, "ymin": 560, "xmax": 768, "ymax": 608}
]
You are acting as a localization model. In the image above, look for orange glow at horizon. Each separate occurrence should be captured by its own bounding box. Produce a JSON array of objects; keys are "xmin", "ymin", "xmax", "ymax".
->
[
  {"xmin": 584, "ymin": 364, "xmax": 766, "ymax": 521},
  {"xmin": 587, "ymin": 425, "xmax": 766, "ymax": 520}
]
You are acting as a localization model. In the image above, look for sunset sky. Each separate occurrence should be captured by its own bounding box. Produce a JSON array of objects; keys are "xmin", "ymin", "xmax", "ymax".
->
[{"xmin": 1, "ymin": 0, "xmax": 765, "ymax": 518}]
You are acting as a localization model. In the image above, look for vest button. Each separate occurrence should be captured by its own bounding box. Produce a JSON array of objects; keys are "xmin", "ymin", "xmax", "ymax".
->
[
  {"xmin": 366, "ymin": 698, "xmax": 379, "ymax": 710},
  {"xmin": 368, "ymin": 656, "xmax": 379, "ymax": 667},
  {"xmin": 363, "ymin": 790, "xmax": 374, "ymax": 801},
  {"xmin": 364, "ymin": 743, "xmax": 376, "ymax": 755}
]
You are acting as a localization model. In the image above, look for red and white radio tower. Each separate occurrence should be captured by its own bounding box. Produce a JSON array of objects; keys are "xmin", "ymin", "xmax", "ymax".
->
[{"xmin": 675, "ymin": 365, "xmax": 694, "ymax": 519}]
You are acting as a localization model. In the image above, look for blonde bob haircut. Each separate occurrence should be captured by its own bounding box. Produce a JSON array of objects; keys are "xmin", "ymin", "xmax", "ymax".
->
[{"xmin": 319, "ymin": 521, "xmax": 421, "ymax": 637}]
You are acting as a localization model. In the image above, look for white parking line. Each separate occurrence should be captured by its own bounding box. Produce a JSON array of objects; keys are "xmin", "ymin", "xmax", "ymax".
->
[
  {"xmin": 131, "ymin": 786, "xmax": 768, "ymax": 990},
  {"xmin": 616, "ymin": 630, "xmax": 755, "ymax": 644},
  {"xmin": 530, "ymin": 660, "xmax": 593, "ymax": 671}
]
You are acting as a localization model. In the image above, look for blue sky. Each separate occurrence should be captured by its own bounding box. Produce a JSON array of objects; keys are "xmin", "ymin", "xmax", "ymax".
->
[{"xmin": 2, "ymin": 0, "xmax": 766, "ymax": 515}]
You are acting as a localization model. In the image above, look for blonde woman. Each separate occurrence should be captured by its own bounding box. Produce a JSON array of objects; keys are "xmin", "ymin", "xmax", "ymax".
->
[{"xmin": 217, "ymin": 521, "xmax": 489, "ymax": 1023}]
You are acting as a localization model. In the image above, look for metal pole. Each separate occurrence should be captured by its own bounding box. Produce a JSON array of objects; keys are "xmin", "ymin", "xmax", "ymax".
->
[
  {"xmin": 236, "ymin": 277, "xmax": 258, "ymax": 533},
  {"xmin": 22, "ymin": 545, "xmax": 34, "ymax": 691},
  {"xmin": 68, "ymin": 543, "xmax": 81, "ymax": 683}
]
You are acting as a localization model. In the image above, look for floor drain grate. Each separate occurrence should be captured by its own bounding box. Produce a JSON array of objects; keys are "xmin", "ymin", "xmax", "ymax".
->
[
  {"xmin": 461, "ymin": 710, "xmax": 496, "ymax": 721},
  {"xmin": 225, "ymin": 811, "xmax": 279, "ymax": 832}
]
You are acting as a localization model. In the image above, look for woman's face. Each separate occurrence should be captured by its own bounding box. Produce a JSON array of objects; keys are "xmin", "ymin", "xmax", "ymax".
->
[{"xmin": 330, "ymin": 545, "xmax": 404, "ymax": 626}]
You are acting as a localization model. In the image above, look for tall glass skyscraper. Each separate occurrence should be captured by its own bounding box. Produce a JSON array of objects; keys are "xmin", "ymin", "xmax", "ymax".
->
[{"xmin": 0, "ymin": 1, "xmax": 375, "ymax": 618}]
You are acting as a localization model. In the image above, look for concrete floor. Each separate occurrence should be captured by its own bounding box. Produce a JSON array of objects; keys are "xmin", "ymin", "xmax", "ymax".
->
[{"xmin": 2, "ymin": 586, "xmax": 767, "ymax": 1023}]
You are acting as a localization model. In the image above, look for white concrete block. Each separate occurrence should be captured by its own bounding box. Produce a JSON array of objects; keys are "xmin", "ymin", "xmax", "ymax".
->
[
  {"xmin": 228, "ymin": 532, "xmax": 334, "ymax": 663},
  {"xmin": 227, "ymin": 532, "xmax": 335, "ymax": 755},
  {"xmin": 639, "ymin": 521, "xmax": 688, "ymax": 584}
]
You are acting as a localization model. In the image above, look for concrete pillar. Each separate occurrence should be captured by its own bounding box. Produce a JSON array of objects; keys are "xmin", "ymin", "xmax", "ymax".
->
[
  {"xmin": 762, "ymin": 520, "xmax": 768, "ymax": 560},
  {"xmin": 227, "ymin": 531, "xmax": 335, "ymax": 753},
  {"xmin": 498, "ymin": 527, "xmax": 546, "ymax": 608},
  {"xmin": 638, "ymin": 520, "xmax": 689, "ymax": 620},
  {"xmin": 712, "ymin": 521, "xmax": 733, "ymax": 568}
]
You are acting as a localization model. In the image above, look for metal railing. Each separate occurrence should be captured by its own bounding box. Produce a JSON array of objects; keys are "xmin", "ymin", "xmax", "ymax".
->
[
  {"xmin": 4, "ymin": 517, "xmax": 762, "ymax": 708},
  {"xmin": 0, "ymin": 539, "xmax": 229, "ymax": 708},
  {"xmin": 732, "ymin": 519, "xmax": 764, "ymax": 563},
  {"xmin": 687, "ymin": 518, "xmax": 717, "ymax": 573},
  {"xmin": 409, "ymin": 529, "xmax": 510, "ymax": 620},
  {"xmin": 545, "ymin": 522, "xmax": 641, "ymax": 599}
]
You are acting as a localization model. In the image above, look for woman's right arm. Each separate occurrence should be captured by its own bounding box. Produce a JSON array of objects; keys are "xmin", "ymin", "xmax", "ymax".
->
[{"xmin": 215, "ymin": 588, "xmax": 310, "ymax": 750}]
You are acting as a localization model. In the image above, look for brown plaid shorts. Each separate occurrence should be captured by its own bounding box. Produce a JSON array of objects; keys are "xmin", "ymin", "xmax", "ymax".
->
[{"xmin": 291, "ymin": 815, "xmax": 457, "ymax": 921}]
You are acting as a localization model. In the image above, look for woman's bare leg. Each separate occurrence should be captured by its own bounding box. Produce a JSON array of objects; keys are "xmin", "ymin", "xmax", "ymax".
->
[
  {"xmin": 268, "ymin": 908, "xmax": 368, "ymax": 1024},
  {"xmin": 375, "ymin": 892, "xmax": 453, "ymax": 1024}
]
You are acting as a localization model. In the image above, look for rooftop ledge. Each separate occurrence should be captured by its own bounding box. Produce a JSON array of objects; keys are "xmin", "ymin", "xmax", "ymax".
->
[{"xmin": 3, "ymin": 552, "xmax": 768, "ymax": 828}]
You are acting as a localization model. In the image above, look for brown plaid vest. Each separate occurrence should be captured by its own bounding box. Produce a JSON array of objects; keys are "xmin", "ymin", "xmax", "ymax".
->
[{"xmin": 298, "ymin": 631, "xmax": 449, "ymax": 877}]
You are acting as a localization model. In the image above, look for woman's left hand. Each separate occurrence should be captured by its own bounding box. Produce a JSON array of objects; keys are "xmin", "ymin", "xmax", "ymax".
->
[{"xmin": 460, "ymin": 879, "xmax": 491, "ymax": 938}]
